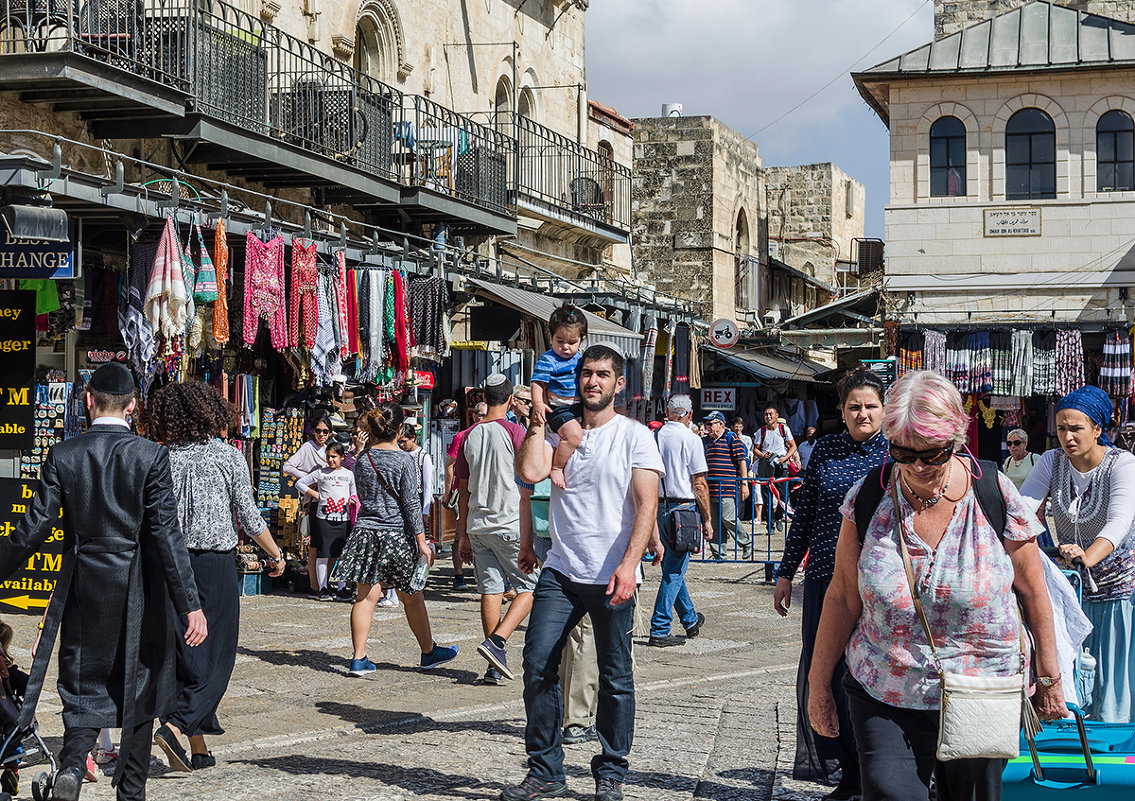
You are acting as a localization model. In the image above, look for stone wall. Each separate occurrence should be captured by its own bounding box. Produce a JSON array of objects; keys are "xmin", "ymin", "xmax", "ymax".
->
[
  {"xmin": 935, "ymin": 0, "xmax": 1135, "ymax": 38},
  {"xmin": 631, "ymin": 116, "xmax": 763, "ymax": 321}
]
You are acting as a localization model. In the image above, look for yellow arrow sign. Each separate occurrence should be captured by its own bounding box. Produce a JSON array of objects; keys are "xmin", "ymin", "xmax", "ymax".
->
[{"xmin": 0, "ymin": 595, "xmax": 49, "ymax": 611}]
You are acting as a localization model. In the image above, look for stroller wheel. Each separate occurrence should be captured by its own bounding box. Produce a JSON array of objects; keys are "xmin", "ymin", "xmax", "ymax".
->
[{"xmin": 31, "ymin": 770, "xmax": 50, "ymax": 801}]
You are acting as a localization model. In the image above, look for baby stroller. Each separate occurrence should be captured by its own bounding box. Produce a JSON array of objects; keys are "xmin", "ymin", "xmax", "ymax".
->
[
  {"xmin": 1002, "ymin": 553, "xmax": 1135, "ymax": 798},
  {"xmin": 0, "ymin": 649, "xmax": 58, "ymax": 801}
]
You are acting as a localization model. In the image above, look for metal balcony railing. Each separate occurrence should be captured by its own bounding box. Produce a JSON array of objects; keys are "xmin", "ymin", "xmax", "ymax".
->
[
  {"xmin": 515, "ymin": 115, "xmax": 631, "ymax": 232},
  {"xmin": 0, "ymin": 0, "xmax": 513, "ymax": 215}
]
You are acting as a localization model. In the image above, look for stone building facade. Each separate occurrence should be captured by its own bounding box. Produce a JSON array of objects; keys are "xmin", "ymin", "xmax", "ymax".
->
[
  {"xmin": 631, "ymin": 115, "xmax": 765, "ymax": 322},
  {"xmin": 935, "ymin": 0, "xmax": 1135, "ymax": 35},
  {"xmin": 855, "ymin": 0, "xmax": 1135, "ymax": 327},
  {"xmin": 764, "ymin": 163, "xmax": 865, "ymax": 293}
]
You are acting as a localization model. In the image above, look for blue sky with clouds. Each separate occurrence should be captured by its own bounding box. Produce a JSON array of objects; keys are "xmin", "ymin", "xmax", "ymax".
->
[{"xmin": 585, "ymin": 0, "xmax": 937, "ymax": 238}]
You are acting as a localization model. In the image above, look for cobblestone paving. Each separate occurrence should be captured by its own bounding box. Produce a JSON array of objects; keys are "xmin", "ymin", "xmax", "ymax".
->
[{"xmin": 5, "ymin": 560, "xmax": 832, "ymax": 801}]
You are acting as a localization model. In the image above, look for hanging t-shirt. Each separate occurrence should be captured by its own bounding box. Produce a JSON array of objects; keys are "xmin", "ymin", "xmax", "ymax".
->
[{"xmin": 544, "ymin": 414, "xmax": 665, "ymax": 585}]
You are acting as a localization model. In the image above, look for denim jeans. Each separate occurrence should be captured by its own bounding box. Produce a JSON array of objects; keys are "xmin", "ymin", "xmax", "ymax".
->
[
  {"xmin": 650, "ymin": 502, "xmax": 699, "ymax": 637},
  {"xmin": 709, "ymin": 494, "xmax": 751, "ymax": 559},
  {"xmin": 521, "ymin": 567, "xmax": 636, "ymax": 784}
]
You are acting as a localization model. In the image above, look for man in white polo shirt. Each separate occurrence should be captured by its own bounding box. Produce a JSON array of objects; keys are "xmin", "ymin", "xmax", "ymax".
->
[{"xmin": 510, "ymin": 345, "xmax": 664, "ymax": 801}]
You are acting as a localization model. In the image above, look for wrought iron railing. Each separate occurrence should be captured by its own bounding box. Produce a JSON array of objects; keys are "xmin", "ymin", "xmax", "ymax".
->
[
  {"xmin": 0, "ymin": 0, "xmax": 515, "ymax": 212},
  {"xmin": 515, "ymin": 115, "xmax": 631, "ymax": 231}
]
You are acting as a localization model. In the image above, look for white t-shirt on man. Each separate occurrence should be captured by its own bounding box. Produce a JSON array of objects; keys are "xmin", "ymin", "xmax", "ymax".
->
[
  {"xmin": 656, "ymin": 420, "xmax": 708, "ymax": 501},
  {"xmin": 758, "ymin": 424, "xmax": 794, "ymax": 458},
  {"xmin": 544, "ymin": 414, "xmax": 665, "ymax": 585}
]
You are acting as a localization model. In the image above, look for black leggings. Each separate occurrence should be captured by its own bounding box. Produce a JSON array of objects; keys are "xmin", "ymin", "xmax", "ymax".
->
[{"xmin": 843, "ymin": 674, "xmax": 1005, "ymax": 801}]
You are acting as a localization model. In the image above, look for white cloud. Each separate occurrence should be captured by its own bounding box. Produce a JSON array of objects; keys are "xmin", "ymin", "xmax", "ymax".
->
[{"xmin": 585, "ymin": 0, "xmax": 936, "ymax": 236}]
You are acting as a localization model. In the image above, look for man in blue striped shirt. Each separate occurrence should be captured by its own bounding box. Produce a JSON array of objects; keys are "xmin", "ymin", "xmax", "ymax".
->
[{"xmin": 703, "ymin": 411, "xmax": 751, "ymax": 559}]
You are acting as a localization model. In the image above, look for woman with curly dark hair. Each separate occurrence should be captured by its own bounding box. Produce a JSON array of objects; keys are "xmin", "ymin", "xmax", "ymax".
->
[
  {"xmin": 335, "ymin": 401, "xmax": 458, "ymax": 676},
  {"xmin": 146, "ymin": 380, "xmax": 285, "ymax": 773}
]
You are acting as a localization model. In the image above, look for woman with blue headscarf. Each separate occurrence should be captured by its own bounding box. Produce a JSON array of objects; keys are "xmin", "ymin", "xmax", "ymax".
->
[{"xmin": 1020, "ymin": 385, "xmax": 1135, "ymax": 722}]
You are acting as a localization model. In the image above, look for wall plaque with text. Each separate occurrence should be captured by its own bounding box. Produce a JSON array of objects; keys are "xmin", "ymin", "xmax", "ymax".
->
[{"xmin": 984, "ymin": 207, "xmax": 1041, "ymax": 237}]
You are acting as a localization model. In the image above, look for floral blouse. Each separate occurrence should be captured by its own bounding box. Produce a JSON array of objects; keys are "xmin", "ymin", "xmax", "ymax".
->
[
  {"xmin": 840, "ymin": 470, "xmax": 1041, "ymax": 709},
  {"xmin": 168, "ymin": 439, "xmax": 266, "ymax": 551}
]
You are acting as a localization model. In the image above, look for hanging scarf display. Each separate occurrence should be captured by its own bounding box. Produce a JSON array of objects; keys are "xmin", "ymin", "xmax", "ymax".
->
[
  {"xmin": 923, "ymin": 330, "xmax": 946, "ymax": 374},
  {"xmin": 362, "ymin": 269, "xmax": 386, "ymax": 382},
  {"xmin": 898, "ymin": 331, "xmax": 923, "ymax": 377},
  {"xmin": 945, "ymin": 332, "xmax": 970, "ymax": 392},
  {"xmin": 311, "ymin": 272, "xmax": 340, "ymax": 385},
  {"xmin": 121, "ymin": 241, "xmax": 157, "ymax": 374},
  {"xmin": 143, "ymin": 216, "xmax": 191, "ymax": 340},
  {"xmin": 242, "ymin": 232, "xmax": 287, "ymax": 349},
  {"xmin": 288, "ymin": 238, "xmax": 319, "ymax": 350},
  {"xmin": 1056, "ymin": 329, "xmax": 1086, "ymax": 396},
  {"xmin": 662, "ymin": 319, "xmax": 677, "ymax": 397},
  {"xmin": 1033, "ymin": 330, "xmax": 1057, "ymax": 395},
  {"xmin": 1099, "ymin": 331, "xmax": 1132, "ymax": 398},
  {"xmin": 334, "ymin": 251, "xmax": 351, "ymax": 360},
  {"xmin": 191, "ymin": 223, "xmax": 218, "ymax": 302},
  {"xmin": 967, "ymin": 332, "xmax": 992, "ymax": 394},
  {"xmin": 409, "ymin": 275, "xmax": 450, "ymax": 360},
  {"xmin": 347, "ymin": 268, "xmax": 361, "ymax": 357},
  {"xmin": 392, "ymin": 270, "xmax": 412, "ymax": 372},
  {"xmin": 990, "ymin": 331, "xmax": 1013, "ymax": 395},
  {"xmin": 689, "ymin": 328, "xmax": 702, "ymax": 391},
  {"xmin": 212, "ymin": 220, "xmax": 230, "ymax": 344},
  {"xmin": 1011, "ymin": 330, "xmax": 1033, "ymax": 397},
  {"xmin": 640, "ymin": 315, "xmax": 658, "ymax": 396}
]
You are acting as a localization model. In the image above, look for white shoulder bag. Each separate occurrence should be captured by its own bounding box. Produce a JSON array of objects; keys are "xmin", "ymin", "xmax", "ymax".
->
[{"xmin": 892, "ymin": 484, "xmax": 1041, "ymax": 761}]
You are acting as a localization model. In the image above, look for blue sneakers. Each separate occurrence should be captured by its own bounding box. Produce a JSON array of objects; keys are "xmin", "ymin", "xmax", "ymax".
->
[
  {"xmin": 348, "ymin": 657, "xmax": 377, "ymax": 677},
  {"xmin": 420, "ymin": 643, "xmax": 459, "ymax": 670},
  {"xmin": 476, "ymin": 637, "xmax": 514, "ymax": 680}
]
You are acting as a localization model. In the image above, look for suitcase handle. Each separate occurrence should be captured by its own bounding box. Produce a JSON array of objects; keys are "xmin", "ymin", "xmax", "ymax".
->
[{"xmin": 1028, "ymin": 707, "xmax": 1097, "ymax": 786}]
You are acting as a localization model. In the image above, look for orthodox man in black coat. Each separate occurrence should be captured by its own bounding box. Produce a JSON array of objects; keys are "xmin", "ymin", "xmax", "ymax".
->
[{"xmin": 0, "ymin": 363, "xmax": 206, "ymax": 801}]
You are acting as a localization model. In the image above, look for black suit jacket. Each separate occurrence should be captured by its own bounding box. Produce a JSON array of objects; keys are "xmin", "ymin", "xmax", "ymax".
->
[{"xmin": 0, "ymin": 423, "xmax": 200, "ymax": 728}]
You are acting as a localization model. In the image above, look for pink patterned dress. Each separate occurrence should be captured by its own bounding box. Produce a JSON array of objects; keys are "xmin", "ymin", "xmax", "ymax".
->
[{"xmin": 840, "ymin": 470, "xmax": 1041, "ymax": 709}]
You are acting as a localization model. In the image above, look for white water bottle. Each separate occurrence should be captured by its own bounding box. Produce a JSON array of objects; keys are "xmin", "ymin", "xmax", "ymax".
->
[{"xmin": 408, "ymin": 543, "xmax": 435, "ymax": 593}]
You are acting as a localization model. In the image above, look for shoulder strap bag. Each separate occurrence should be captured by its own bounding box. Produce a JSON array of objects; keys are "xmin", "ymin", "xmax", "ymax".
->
[
  {"xmin": 655, "ymin": 428, "xmax": 702, "ymax": 555},
  {"xmin": 891, "ymin": 479, "xmax": 1041, "ymax": 761},
  {"xmin": 367, "ymin": 450, "xmax": 413, "ymax": 541}
]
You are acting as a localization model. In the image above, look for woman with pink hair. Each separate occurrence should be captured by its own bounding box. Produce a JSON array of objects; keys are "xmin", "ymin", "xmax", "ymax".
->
[{"xmin": 807, "ymin": 370, "xmax": 1066, "ymax": 801}]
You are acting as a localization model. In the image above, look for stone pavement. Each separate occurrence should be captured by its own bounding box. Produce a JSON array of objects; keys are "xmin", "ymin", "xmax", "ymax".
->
[{"xmin": 4, "ymin": 558, "xmax": 834, "ymax": 801}]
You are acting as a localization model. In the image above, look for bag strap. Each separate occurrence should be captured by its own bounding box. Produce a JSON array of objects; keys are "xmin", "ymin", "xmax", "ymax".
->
[
  {"xmin": 856, "ymin": 463, "xmax": 893, "ymax": 544},
  {"xmin": 366, "ymin": 449, "xmax": 400, "ymax": 500},
  {"xmin": 654, "ymin": 428, "xmax": 672, "ymax": 505}
]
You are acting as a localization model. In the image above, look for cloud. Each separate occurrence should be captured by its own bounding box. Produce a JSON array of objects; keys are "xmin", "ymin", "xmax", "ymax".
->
[{"xmin": 585, "ymin": 0, "xmax": 935, "ymax": 236}]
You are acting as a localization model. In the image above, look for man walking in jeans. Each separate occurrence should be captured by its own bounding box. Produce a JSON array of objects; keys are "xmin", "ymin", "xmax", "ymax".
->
[
  {"xmin": 703, "ymin": 411, "xmax": 751, "ymax": 559},
  {"xmin": 647, "ymin": 395, "xmax": 711, "ymax": 647},
  {"xmin": 511, "ymin": 345, "xmax": 664, "ymax": 801}
]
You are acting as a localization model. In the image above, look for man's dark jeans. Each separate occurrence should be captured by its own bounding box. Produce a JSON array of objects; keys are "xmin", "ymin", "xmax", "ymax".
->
[{"xmin": 521, "ymin": 567, "xmax": 636, "ymax": 784}]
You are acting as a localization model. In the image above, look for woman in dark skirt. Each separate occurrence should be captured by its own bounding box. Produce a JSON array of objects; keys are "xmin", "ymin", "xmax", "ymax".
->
[
  {"xmin": 336, "ymin": 401, "xmax": 458, "ymax": 677},
  {"xmin": 147, "ymin": 381, "xmax": 286, "ymax": 771},
  {"xmin": 772, "ymin": 367, "xmax": 888, "ymax": 800}
]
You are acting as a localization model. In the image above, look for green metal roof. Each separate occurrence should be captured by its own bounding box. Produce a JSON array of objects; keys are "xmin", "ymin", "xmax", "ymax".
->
[{"xmin": 853, "ymin": 1, "xmax": 1135, "ymax": 124}]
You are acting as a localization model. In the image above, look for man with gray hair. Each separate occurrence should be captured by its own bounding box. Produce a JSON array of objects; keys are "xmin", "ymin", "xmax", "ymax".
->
[{"xmin": 648, "ymin": 394, "xmax": 711, "ymax": 647}]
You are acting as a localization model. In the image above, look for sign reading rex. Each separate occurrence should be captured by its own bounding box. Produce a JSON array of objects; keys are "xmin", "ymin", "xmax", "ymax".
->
[
  {"xmin": 0, "ymin": 291, "xmax": 34, "ymax": 450},
  {"xmin": 701, "ymin": 387, "xmax": 736, "ymax": 411}
]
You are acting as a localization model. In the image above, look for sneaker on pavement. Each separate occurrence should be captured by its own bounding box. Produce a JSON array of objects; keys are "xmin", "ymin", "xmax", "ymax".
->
[
  {"xmin": 420, "ymin": 643, "xmax": 459, "ymax": 670},
  {"xmin": 335, "ymin": 588, "xmax": 355, "ymax": 603},
  {"xmin": 685, "ymin": 612, "xmax": 706, "ymax": 639},
  {"xmin": 307, "ymin": 589, "xmax": 324, "ymax": 601},
  {"xmin": 93, "ymin": 745, "xmax": 118, "ymax": 765},
  {"xmin": 477, "ymin": 666, "xmax": 504, "ymax": 685},
  {"xmin": 84, "ymin": 753, "xmax": 98, "ymax": 782},
  {"xmin": 500, "ymin": 775, "xmax": 569, "ymax": 800},
  {"xmin": 562, "ymin": 724, "xmax": 598, "ymax": 744},
  {"xmin": 594, "ymin": 777, "xmax": 624, "ymax": 801},
  {"xmin": 376, "ymin": 597, "xmax": 398, "ymax": 608},
  {"xmin": 348, "ymin": 657, "xmax": 378, "ymax": 677},
  {"xmin": 476, "ymin": 638, "xmax": 514, "ymax": 680},
  {"xmin": 453, "ymin": 575, "xmax": 469, "ymax": 590},
  {"xmin": 646, "ymin": 635, "xmax": 685, "ymax": 647}
]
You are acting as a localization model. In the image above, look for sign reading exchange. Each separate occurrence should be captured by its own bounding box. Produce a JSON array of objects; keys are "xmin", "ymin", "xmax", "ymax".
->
[
  {"xmin": 0, "ymin": 226, "xmax": 76, "ymax": 279},
  {"xmin": 0, "ymin": 291, "xmax": 35, "ymax": 450},
  {"xmin": 984, "ymin": 207, "xmax": 1041, "ymax": 237}
]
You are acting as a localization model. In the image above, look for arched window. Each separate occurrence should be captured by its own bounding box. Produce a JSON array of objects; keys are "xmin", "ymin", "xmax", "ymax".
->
[
  {"xmin": 354, "ymin": 16, "xmax": 384, "ymax": 78},
  {"xmin": 1097, "ymin": 110, "xmax": 1135, "ymax": 192},
  {"xmin": 1005, "ymin": 108, "xmax": 1056, "ymax": 200},
  {"xmin": 735, "ymin": 209, "xmax": 755, "ymax": 310},
  {"xmin": 493, "ymin": 76, "xmax": 512, "ymax": 132},
  {"xmin": 518, "ymin": 87, "xmax": 535, "ymax": 120},
  {"xmin": 929, "ymin": 116, "xmax": 966, "ymax": 197}
]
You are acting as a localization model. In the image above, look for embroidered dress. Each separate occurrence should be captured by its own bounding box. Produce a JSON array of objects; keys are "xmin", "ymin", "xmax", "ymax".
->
[
  {"xmin": 923, "ymin": 330, "xmax": 947, "ymax": 374},
  {"xmin": 841, "ymin": 471, "xmax": 1040, "ymax": 709},
  {"xmin": 242, "ymin": 233, "xmax": 287, "ymax": 349},
  {"xmin": 897, "ymin": 332, "xmax": 923, "ymax": 378},
  {"xmin": 288, "ymin": 238, "xmax": 319, "ymax": 349},
  {"xmin": 946, "ymin": 332, "xmax": 970, "ymax": 392},
  {"xmin": 1011, "ymin": 330, "xmax": 1033, "ymax": 397},
  {"xmin": 1034, "ymin": 331, "xmax": 1057, "ymax": 395},
  {"xmin": 1056, "ymin": 329, "xmax": 1086, "ymax": 396},
  {"xmin": 212, "ymin": 220, "xmax": 230, "ymax": 345}
]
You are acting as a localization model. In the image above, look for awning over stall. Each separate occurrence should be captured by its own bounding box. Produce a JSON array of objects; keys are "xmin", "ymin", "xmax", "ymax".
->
[{"xmin": 711, "ymin": 347, "xmax": 828, "ymax": 383}]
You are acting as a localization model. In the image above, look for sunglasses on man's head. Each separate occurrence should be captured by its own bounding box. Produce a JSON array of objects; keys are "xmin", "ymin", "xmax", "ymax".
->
[{"xmin": 889, "ymin": 444, "xmax": 955, "ymax": 465}]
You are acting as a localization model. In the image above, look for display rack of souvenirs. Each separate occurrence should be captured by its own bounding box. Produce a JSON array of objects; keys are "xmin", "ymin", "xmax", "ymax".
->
[
  {"xmin": 20, "ymin": 382, "xmax": 71, "ymax": 479},
  {"xmin": 255, "ymin": 407, "xmax": 304, "ymax": 520},
  {"xmin": 276, "ymin": 496, "xmax": 301, "ymax": 552}
]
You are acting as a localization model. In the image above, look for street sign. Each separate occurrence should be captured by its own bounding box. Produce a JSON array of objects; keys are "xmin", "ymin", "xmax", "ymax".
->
[
  {"xmin": 701, "ymin": 387, "xmax": 736, "ymax": 411},
  {"xmin": 862, "ymin": 358, "xmax": 897, "ymax": 388},
  {"xmin": 0, "ymin": 477, "xmax": 63, "ymax": 615},
  {"xmin": 0, "ymin": 291, "xmax": 35, "ymax": 450},
  {"xmin": 0, "ymin": 226, "xmax": 76, "ymax": 279},
  {"xmin": 710, "ymin": 318, "xmax": 740, "ymax": 348}
]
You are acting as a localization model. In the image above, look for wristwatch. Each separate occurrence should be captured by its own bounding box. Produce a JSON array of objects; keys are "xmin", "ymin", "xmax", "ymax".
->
[
  {"xmin": 1037, "ymin": 674, "xmax": 1061, "ymax": 687},
  {"xmin": 272, "ymin": 553, "xmax": 286, "ymax": 564}
]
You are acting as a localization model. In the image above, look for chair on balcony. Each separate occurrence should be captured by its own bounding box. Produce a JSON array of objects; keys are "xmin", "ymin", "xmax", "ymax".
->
[
  {"xmin": 77, "ymin": 0, "xmax": 140, "ymax": 62},
  {"xmin": 570, "ymin": 176, "xmax": 606, "ymax": 218},
  {"xmin": 1, "ymin": 0, "xmax": 76, "ymax": 53}
]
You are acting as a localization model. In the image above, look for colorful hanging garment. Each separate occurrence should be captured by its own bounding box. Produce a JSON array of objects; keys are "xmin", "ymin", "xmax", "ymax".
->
[
  {"xmin": 663, "ymin": 318, "xmax": 677, "ymax": 397},
  {"xmin": 347, "ymin": 268, "xmax": 361, "ymax": 357},
  {"xmin": 311, "ymin": 273, "xmax": 340, "ymax": 385},
  {"xmin": 334, "ymin": 251, "xmax": 351, "ymax": 360},
  {"xmin": 363, "ymin": 270, "xmax": 385, "ymax": 382},
  {"xmin": 898, "ymin": 331, "xmax": 924, "ymax": 377},
  {"xmin": 990, "ymin": 331, "xmax": 1013, "ymax": 395},
  {"xmin": 1010, "ymin": 330, "xmax": 1033, "ymax": 397},
  {"xmin": 640, "ymin": 315, "xmax": 658, "ymax": 396},
  {"xmin": 409, "ymin": 275, "xmax": 450, "ymax": 360},
  {"xmin": 212, "ymin": 220, "xmax": 230, "ymax": 344},
  {"xmin": 945, "ymin": 332, "xmax": 970, "ymax": 392},
  {"xmin": 121, "ymin": 241, "xmax": 157, "ymax": 373},
  {"xmin": 968, "ymin": 332, "xmax": 992, "ymax": 395},
  {"xmin": 288, "ymin": 238, "xmax": 318, "ymax": 349},
  {"xmin": 1099, "ymin": 331, "xmax": 1133, "ymax": 398},
  {"xmin": 191, "ymin": 223, "xmax": 218, "ymax": 302},
  {"xmin": 143, "ymin": 216, "xmax": 191, "ymax": 340},
  {"xmin": 923, "ymin": 330, "xmax": 946, "ymax": 374},
  {"xmin": 1056, "ymin": 329, "xmax": 1085, "ymax": 395},
  {"xmin": 1033, "ymin": 330, "xmax": 1057, "ymax": 395},
  {"xmin": 242, "ymin": 232, "xmax": 287, "ymax": 349},
  {"xmin": 392, "ymin": 270, "xmax": 411, "ymax": 372}
]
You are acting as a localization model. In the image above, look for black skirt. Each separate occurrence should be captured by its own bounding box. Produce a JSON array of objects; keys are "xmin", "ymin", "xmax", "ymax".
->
[
  {"xmin": 163, "ymin": 549, "xmax": 239, "ymax": 738},
  {"xmin": 310, "ymin": 516, "xmax": 349, "ymax": 559}
]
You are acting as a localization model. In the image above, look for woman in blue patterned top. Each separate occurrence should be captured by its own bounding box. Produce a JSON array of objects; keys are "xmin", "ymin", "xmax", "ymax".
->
[{"xmin": 774, "ymin": 367, "xmax": 888, "ymax": 799}]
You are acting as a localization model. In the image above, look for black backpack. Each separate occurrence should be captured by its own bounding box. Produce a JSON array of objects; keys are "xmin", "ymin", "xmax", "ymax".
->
[{"xmin": 854, "ymin": 459, "xmax": 1006, "ymax": 544}]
